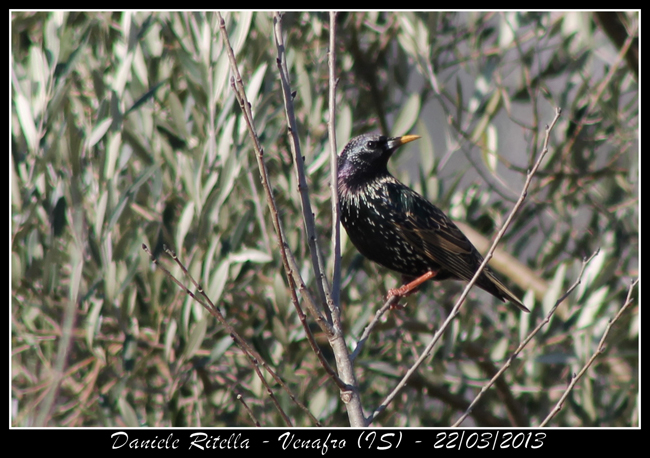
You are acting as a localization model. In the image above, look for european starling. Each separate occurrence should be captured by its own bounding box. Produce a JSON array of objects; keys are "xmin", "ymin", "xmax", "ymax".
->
[{"xmin": 338, "ymin": 134, "xmax": 529, "ymax": 312}]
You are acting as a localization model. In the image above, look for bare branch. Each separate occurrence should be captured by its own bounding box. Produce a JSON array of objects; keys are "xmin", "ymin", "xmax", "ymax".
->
[
  {"xmin": 272, "ymin": 12, "xmax": 334, "ymax": 314},
  {"xmin": 216, "ymin": 12, "xmax": 328, "ymax": 333},
  {"xmin": 539, "ymin": 277, "xmax": 638, "ymax": 427},
  {"xmin": 142, "ymin": 244, "xmax": 301, "ymax": 426},
  {"xmin": 453, "ymin": 249, "xmax": 601, "ymax": 427},
  {"xmin": 328, "ymin": 11, "xmax": 343, "ymax": 320},
  {"xmin": 217, "ymin": 12, "xmax": 347, "ymax": 392}
]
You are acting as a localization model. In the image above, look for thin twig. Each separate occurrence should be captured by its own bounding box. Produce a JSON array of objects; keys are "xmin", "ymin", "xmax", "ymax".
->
[
  {"xmin": 216, "ymin": 13, "xmax": 329, "ymax": 334},
  {"xmin": 538, "ymin": 277, "xmax": 638, "ymax": 427},
  {"xmin": 452, "ymin": 249, "xmax": 600, "ymax": 427},
  {"xmin": 351, "ymin": 296, "xmax": 398, "ymax": 361},
  {"xmin": 234, "ymin": 391, "xmax": 261, "ymax": 427},
  {"xmin": 329, "ymin": 12, "xmax": 367, "ymax": 426},
  {"xmin": 272, "ymin": 12, "xmax": 334, "ymax": 313},
  {"xmin": 366, "ymin": 107, "xmax": 562, "ymax": 425},
  {"xmin": 142, "ymin": 243, "xmax": 300, "ymax": 426},
  {"xmin": 328, "ymin": 11, "xmax": 342, "ymax": 320},
  {"xmin": 462, "ymin": 341, "xmax": 528, "ymax": 427}
]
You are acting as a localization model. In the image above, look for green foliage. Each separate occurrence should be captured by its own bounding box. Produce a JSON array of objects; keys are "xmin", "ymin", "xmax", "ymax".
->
[{"xmin": 12, "ymin": 11, "xmax": 637, "ymax": 427}]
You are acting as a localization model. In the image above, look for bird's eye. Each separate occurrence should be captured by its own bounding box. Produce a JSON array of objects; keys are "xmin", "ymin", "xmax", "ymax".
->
[{"xmin": 366, "ymin": 141, "xmax": 376, "ymax": 149}]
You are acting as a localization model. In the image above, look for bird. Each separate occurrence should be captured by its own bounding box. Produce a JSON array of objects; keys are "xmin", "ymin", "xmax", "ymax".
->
[{"xmin": 337, "ymin": 133, "xmax": 530, "ymax": 313}]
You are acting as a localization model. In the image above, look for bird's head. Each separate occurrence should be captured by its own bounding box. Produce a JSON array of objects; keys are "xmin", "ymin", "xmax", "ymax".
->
[{"xmin": 338, "ymin": 134, "xmax": 420, "ymax": 178}]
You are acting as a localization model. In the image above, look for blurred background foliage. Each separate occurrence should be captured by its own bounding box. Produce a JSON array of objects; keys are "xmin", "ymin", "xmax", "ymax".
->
[{"xmin": 11, "ymin": 11, "xmax": 637, "ymax": 427}]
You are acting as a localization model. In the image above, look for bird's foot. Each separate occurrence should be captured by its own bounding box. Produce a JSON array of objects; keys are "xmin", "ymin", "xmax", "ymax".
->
[
  {"xmin": 386, "ymin": 286, "xmax": 410, "ymax": 310},
  {"xmin": 388, "ymin": 300, "xmax": 406, "ymax": 310}
]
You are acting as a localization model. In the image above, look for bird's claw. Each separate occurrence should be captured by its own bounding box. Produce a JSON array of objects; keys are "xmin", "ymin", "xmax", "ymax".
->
[{"xmin": 386, "ymin": 287, "xmax": 411, "ymax": 309}]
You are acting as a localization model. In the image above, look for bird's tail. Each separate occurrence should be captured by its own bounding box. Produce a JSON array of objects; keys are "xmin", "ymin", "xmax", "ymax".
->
[{"xmin": 483, "ymin": 270, "xmax": 530, "ymax": 313}]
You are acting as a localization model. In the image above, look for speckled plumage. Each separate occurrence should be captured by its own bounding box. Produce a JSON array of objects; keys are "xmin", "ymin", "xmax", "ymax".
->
[{"xmin": 338, "ymin": 134, "xmax": 529, "ymax": 312}]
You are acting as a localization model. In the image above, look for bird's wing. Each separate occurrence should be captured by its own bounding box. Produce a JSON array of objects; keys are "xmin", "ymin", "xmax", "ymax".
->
[
  {"xmin": 381, "ymin": 182, "xmax": 529, "ymax": 312},
  {"xmin": 385, "ymin": 184, "xmax": 483, "ymax": 282}
]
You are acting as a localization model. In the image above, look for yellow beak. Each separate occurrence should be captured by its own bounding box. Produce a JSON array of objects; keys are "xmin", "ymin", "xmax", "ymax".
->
[{"xmin": 393, "ymin": 134, "xmax": 420, "ymax": 147}]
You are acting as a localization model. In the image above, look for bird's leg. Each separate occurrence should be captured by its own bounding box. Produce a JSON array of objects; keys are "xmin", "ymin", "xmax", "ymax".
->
[{"xmin": 387, "ymin": 270, "xmax": 438, "ymax": 306}]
